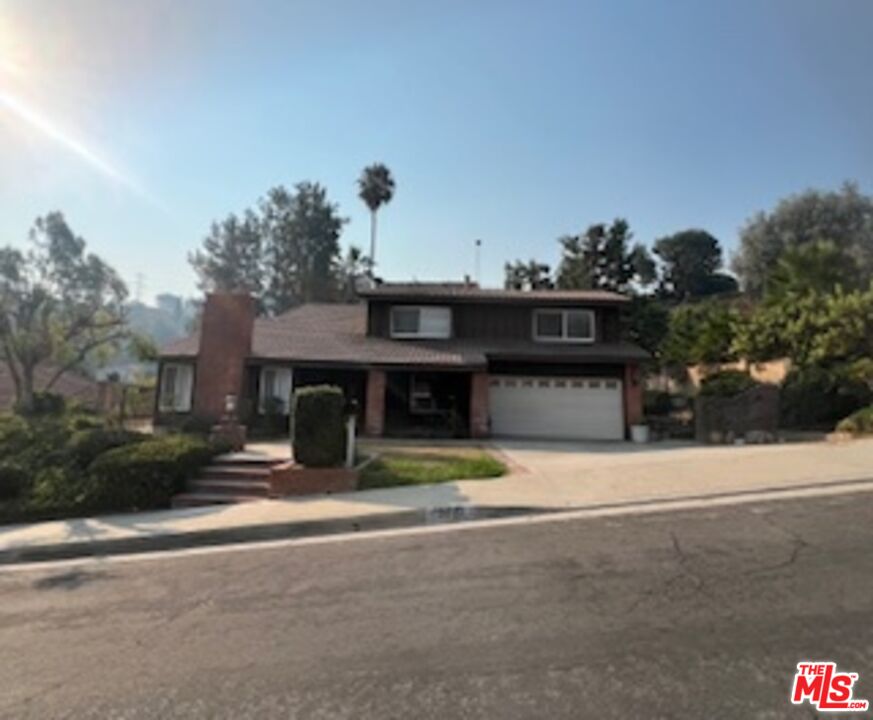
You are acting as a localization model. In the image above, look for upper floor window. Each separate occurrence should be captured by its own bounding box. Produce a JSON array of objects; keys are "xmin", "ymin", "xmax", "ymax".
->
[
  {"xmin": 390, "ymin": 306, "xmax": 451, "ymax": 339},
  {"xmin": 533, "ymin": 309, "xmax": 595, "ymax": 343}
]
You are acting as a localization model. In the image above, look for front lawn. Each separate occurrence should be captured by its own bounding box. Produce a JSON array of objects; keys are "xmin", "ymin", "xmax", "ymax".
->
[{"xmin": 358, "ymin": 450, "xmax": 506, "ymax": 490}]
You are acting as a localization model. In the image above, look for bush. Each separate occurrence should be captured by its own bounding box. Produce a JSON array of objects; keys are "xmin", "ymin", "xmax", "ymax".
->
[
  {"xmin": 292, "ymin": 385, "xmax": 346, "ymax": 467},
  {"xmin": 67, "ymin": 428, "xmax": 146, "ymax": 469},
  {"xmin": 780, "ymin": 366, "xmax": 872, "ymax": 429},
  {"xmin": 644, "ymin": 390, "xmax": 674, "ymax": 416},
  {"xmin": 85, "ymin": 435, "xmax": 218, "ymax": 512},
  {"xmin": 0, "ymin": 414, "xmax": 33, "ymax": 457},
  {"xmin": 836, "ymin": 406, "xmax": 873, "ymax": 436},
  {"xmin": 0, "ymin": 462, "xmax": 28, "ymax": 501},
  {"xmin": 15, "ymin": 392, "xmax": 67, "ymax": 417},
  {"xmin": 699, "ymin": 370, "xmax": 758, "ymax": 398}
]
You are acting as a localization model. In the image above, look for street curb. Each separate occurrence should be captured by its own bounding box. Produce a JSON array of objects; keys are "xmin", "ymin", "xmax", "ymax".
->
[
  {"xmin": 3, "ymin": 475, "xmax": 873, "ymax": 567},
  {"xmin": 0, "ymin": 506, "xmax": 543, "ymax": 566}
]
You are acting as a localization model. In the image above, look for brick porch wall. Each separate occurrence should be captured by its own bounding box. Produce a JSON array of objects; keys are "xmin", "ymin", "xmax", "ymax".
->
[
  {"xmin": 623, "ymin": 362, "xmax": 643, "ymax": 431},
  {"xmin": 469, "ymin": 371, "xmax": 490, "ymax": 438},
  {"xmin": 364, "ymin": 369, "xmax": 386, "ymax": 436},
  {"xmin": 193, "ymin": 293, "xmax": 256, "ymax": 422}
]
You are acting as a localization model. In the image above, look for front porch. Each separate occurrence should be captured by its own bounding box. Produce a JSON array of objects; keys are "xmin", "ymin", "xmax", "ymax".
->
[{"xmin": 245, "ymin": 364, "xmax": 488, "ymax": 440}]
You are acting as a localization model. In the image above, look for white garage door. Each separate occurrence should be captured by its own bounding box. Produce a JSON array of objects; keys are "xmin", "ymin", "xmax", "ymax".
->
[{"xmin": 489, "ymin": 376, "xmax": 624, "ymax": 441}]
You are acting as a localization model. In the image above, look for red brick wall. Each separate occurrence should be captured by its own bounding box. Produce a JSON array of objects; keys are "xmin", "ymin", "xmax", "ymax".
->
[
  {"xmin": 623, "ymin": 362, "xmax": 643, "ymax": 431},
  {"xmin": 470, "ymin": 372, "xmax": 490, "ymax": 438},
  {"xmin": 193, "ymin": 293, "xmax": 256, "ymax": 422},
  {"xmin": 364, "ymin": 369, "xmax": 386, "ymax": 436}
]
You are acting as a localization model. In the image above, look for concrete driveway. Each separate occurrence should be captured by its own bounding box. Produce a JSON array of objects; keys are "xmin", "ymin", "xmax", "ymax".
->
[{"xmin": 471, "ymin": 437, "xmax": 873, "ymax": 509}]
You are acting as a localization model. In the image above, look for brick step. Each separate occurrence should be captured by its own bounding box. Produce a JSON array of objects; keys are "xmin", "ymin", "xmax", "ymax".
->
[
  {"xmin": 171, "ymin": 492, "xmax": 268, "ymax": 509},
  {"xmin": 189, "ymin": 477, "xmax": 271, "ymax": 496},
  {"xmin": 213, "ymin": 452, "xmax": 285, "ymax": 467},
  {"xmin": 199, "ymin": 464, "xmax": 273, "ymax": 479}
]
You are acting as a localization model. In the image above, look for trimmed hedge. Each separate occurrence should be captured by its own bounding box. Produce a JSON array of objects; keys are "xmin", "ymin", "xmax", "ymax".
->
[
  {"xmin": 292, "ymin": 385, "xmax": 346, "ymax": 467},
  {"xmin": 836, "ymin": 406, "xmax": 873, "ymax": 436},
  {"xmin": 699, "ymin": 370, "xmax": 759, "ymax": 398},
  {"xmin": 85, "ymin": 435, "xmax": 218, "ymax": 512}
]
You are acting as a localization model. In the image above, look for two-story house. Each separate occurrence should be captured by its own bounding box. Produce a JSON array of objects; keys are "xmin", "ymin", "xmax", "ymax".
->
[{"xmin": 156, "ymin": 283, "xmax": 648, "ymax": 440}]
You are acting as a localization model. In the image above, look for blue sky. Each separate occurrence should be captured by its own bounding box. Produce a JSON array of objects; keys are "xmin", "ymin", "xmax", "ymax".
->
[{"xmin": 1, "ymin": 0, "xmax": 872, "ymax": 301}]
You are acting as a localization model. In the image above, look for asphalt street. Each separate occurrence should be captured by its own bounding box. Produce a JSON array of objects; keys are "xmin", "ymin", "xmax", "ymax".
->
[{"xmin": 1, "ymin": 490, "xmax": 872, "ymax": 719}]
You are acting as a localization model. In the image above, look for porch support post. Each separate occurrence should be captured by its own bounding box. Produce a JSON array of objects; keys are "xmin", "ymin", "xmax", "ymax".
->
[
  {"xmin": 469, "ymin": 371, "xmax": 490, "ymax": 438},
  {"xmin": 364, "ymin": 369, "xmax": 386, "ymax": 436},
  {"xmin": 623, "ymin": 363, "xmax": 643, "ymax": 434}
]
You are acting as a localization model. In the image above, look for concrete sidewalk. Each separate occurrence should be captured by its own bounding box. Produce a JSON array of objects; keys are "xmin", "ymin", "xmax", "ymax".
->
[{"xmin": 1, "ymin": 437, "xmax": 872, "ymax": 563}]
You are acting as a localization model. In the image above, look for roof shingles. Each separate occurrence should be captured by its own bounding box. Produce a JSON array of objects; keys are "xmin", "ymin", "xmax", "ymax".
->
[{"xmin": 160, "ymin": 303, "xmax": 647, "ymax": 367}]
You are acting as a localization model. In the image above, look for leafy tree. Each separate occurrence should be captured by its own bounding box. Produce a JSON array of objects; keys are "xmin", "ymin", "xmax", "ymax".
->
[
  {"xmin": 653, "ymin": 229, "xmax": 738, "ymax": 300},
  {"xmin": 336, "ymin": 245, "xmax": 373, "ymax": 302},
  {"xmin": 0, "ymin": 213, "xmax": 129, "ymax": 412},
  {"xmin": 623, "ymin": 296, "xmax": 670, "ymax": 359},
  {"xmin": 765, "ymin": 240, "xmax": 860, "ymax": 303},
  {"xmin": 357, "ymin": 163, "xmax": 395, "ymax": 269},
  {"xmin": 504, "ymin": 260, "xmax": 554, "ymax": 290},
  {"xmin": 189, "ymin": 210, "xmax": 263, "ymax": 301},
  {"xmin": 733, "ymin": 286, "xmax": 873, "ymax": 372},
  {"xmin": 556, "ymin": 219, "xmax": 655, "ymax": 292},
  {"xmin": 262, "ymin": 183, "xmax": 347, "ymax": 313},
  {"xmin": 661, "ymin": 301, "xmax": 742, "ymax": 367},
  {"xmin": 734, "ymin": 182, "xmax": 873, "ymax": 296}
]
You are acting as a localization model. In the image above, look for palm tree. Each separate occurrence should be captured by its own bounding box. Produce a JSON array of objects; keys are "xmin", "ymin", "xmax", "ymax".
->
[{"xmin": 357, "ymin": 163, "xmax": 395, "ymax": 270}]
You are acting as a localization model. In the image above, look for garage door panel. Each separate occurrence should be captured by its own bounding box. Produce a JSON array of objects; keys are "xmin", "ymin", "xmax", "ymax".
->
[{"xmin": 489, "ymin": 376, "xmax": 624, "ymax": 441}]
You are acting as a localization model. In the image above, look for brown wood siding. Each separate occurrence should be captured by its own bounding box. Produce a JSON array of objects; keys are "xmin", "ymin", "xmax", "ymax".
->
[{"xmin": 366, "ymin": 300, "xmax": 623, "ymax": 343}]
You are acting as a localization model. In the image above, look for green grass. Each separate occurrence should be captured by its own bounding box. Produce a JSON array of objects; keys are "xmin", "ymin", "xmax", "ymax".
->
[{"xmin": 359, "ymin": 451, "xmax": 506, "ymax": 490}]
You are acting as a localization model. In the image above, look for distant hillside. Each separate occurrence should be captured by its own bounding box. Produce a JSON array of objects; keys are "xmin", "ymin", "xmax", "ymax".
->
[
  {"xmin": 127, "ymin": 302, "xmax": 190, "ymax": 347},
  {"xmin": 96, "ymin": 295, "xmax": 199, "ymax": 381}
]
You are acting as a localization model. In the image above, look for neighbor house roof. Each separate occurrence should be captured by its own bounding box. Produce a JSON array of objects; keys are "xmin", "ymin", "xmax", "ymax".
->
[
  {"xmin": 160, "ymin": 303, "xmax": 648, "ymax": 368},
  {"xmin": 0, "ymin": 364, "xmax": 98, "ymax": 410},
  {"xmin": 358, "ymin": 283, "xmax": 630, "ymax": 304}
]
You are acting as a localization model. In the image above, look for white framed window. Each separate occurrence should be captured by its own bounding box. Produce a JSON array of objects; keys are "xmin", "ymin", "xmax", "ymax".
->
[
  {"xmin": 390, "ymin": 306, "xmax": 452, "ymax": 339},
  {"xmin": 258, "ymin": 366, "xmax": 293, "ymax": 414},
  {"xmin": 158, "ymin": 363, "xmax": 194, "ymax": 413},
  {"xmin": 532, "ymin": 309, "xmax": 595, "ymax": 343}
]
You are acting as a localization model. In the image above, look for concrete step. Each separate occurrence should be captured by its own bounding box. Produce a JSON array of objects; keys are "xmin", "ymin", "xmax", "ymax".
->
[
  {"xmin": 189, "ymin": 478, "xmax": 271, "ymax": 496},
  {"xmin": 171, "ymin": 492, "xmax": 268, "ymax": 509}
]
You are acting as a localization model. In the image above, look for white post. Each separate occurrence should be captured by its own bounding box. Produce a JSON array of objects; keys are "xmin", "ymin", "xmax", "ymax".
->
[
  {"xmin": 345, "ymin": 414, "xmax": 356, "ymax": 468},
  {"xmin": 287, "ymin": 368, "xmax": 295, "ymax": 459}
]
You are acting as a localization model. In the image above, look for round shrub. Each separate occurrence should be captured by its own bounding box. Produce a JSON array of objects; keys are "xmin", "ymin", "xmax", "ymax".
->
[
  {"xmin": 292, "ymin": 385, "xmax": 346, "ymax": 468},
  {"xmin": 836, "ymin": 406, "xmax": 873, "ymax": 436},
  {"xmin": 699, "ymin": 370, "xmax": 758, "ymax": 398},
  {"xmin": 67, "ymin": 428, "xmax": 146, "ymax": 469},
  {"xmin": 86, "ymin": 435, "xmax": 217, "ymax": 512}
]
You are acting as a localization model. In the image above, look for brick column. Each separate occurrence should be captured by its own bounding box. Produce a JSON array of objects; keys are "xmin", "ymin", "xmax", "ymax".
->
[
  {"xmin": 623, "ymin": 362, "xmax": 643, "ymax": 433},
  {"xmin": 365, "ymin": 369, "xmax": 386, "ymax": 436},
  {"xmin": 469, "ymin": 371, "xmax": 490, "ymax": 438}
]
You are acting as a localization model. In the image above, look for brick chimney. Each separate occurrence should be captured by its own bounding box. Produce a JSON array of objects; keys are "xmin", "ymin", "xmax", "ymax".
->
[{"xmin": 192, "ymin": 293, "xmax": 256, "ymax": 422}]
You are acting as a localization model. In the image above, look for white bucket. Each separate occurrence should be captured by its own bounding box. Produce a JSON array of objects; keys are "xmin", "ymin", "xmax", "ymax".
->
[{"xmin": 630, "ymin": 424, "xmax": 650, "ymax": 444}]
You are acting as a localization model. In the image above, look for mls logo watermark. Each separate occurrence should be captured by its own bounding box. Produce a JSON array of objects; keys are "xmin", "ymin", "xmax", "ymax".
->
[{"xmin": 791, "ymin": 662, "xmax": 869, "ymax": 712}]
